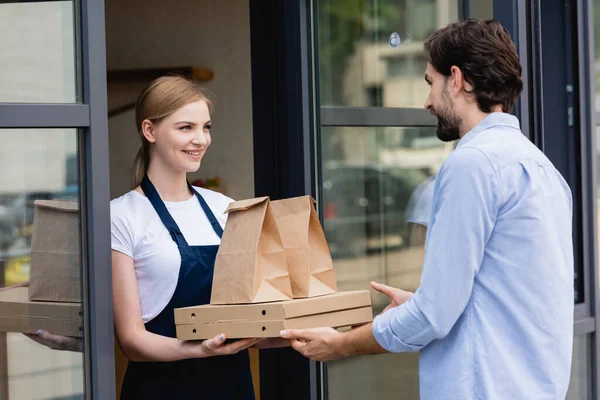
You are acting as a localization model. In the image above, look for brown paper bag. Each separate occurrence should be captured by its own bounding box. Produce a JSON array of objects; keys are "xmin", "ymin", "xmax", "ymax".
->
[
  {"xmin": 210, "ymin": 197, "xmax": 293, "ymax": 304},
  {"xmin": 271, "ymin": 196, "xmax": 337, "ymax": 298},
  {"xmin": 29, "ymin": 200, "xmax": 81, "ymax": 303}
]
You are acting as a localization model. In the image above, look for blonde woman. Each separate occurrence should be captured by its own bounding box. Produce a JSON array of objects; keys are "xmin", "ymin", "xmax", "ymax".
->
[{"xmin": 111, "ymin": 76, "xmax": 259, "ymax": 399}]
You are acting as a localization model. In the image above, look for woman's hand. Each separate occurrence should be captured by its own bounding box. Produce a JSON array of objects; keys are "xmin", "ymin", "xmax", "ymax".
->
[
  {"xmin": 24, "ymin": 330, "xmax": 83, "ymax": 353},
  {"xmin": 184, "ymin": 334, "xmax": 260, "ymax": 358}
]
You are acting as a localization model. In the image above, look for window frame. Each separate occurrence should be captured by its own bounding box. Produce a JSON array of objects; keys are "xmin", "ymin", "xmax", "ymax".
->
[{"xmin": 0, "ymin": 0, "xmax": 114, "ymax": 398}]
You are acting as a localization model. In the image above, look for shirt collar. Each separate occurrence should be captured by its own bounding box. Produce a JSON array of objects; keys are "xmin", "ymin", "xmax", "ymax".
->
[{"xmin": 457, "ymin": 112, "xmax": 520, "ymax": 148}]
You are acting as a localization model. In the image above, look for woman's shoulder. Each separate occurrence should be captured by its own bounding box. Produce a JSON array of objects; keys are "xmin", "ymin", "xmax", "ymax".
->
[{"xmin": 110, "ymin": 190, "xmax": 148, "ymax": 220}]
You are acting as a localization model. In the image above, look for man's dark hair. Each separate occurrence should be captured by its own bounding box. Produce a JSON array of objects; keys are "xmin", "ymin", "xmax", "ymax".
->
[{"xmin": 424, "ymin": 19, "xmax": 523, "ymax": 113}]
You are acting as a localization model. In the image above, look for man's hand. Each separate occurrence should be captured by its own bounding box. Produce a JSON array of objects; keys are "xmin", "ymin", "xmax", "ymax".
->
[
  {"xmin": 280, "ymin": 327, "xmax": 343, "ymax": 362},
  {"xmin": 370, "ymin": 281, "xmax": 414, "ymax": 313}
]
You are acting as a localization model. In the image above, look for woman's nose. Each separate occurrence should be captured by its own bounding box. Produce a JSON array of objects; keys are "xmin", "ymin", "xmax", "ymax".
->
[{"xmin": 191, "ymin": 133, "xmax": 208, "ymax": 146}]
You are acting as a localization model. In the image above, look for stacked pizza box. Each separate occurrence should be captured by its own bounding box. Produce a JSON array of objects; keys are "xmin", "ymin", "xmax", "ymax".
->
[
  {"xmin": 0, "ymin": 200, "xmax": 83, "ymax": 337},
  {"xmin": 174, "ymin": 196, "xmax": 373, "ymax": 340}
]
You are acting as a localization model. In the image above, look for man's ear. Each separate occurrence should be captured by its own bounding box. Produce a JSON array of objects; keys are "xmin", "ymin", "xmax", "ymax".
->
[
  {"xmin": 449, "ymin": 66, "xmax": 462, "ymax": 93},
  {"xmin": 141, "ymin": 120, "xmax": 157, "ymax": 144},
  {"xmin": 449, "ymin": 66, "xmax": 469, "ymax": 95}
]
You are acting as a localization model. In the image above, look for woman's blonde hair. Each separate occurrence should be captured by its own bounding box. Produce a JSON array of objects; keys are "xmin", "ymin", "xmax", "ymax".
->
[{"xmin": 131, "ymin": 75, "xmax": 213, "ymax": 189}]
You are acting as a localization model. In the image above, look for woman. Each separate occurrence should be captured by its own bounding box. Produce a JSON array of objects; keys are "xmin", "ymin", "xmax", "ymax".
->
[{"xmin": 111, "ymin": 75, "xmax": 259, "ymax": 399}]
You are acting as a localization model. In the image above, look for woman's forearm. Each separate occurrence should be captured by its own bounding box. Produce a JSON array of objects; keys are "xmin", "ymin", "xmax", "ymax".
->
[{"xmin": 120, "ymin": 330, "xmax": 203, "ymax": 362}]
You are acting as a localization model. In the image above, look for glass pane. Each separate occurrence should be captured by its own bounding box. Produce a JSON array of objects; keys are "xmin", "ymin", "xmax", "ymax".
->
[
  {"xmin": 0, "ymin": 1, "xmax": 80, "ymax": 103},
  {"xmin": 467, "ymin": 1, "xmax": 493, "ymax": 19},
  {"xmin": 322, "ymin": 126, "xmax": 454, "ymax": 399},
  {"xmin": 566, "ymin": 335, "xmax": 591, "ymax": 400},
  {"xmin": 0, "ymin": 129, "xmax": 84, "ymax": 399},
  {"xmin": 317, "ymin": 0, "xmax": 461, "ymax": 108}
]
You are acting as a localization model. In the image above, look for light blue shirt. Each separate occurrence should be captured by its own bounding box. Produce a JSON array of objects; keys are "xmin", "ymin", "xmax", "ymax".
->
[{"xmin": 372, "ymin": 113, "xmax": 574, "ymax": 399}]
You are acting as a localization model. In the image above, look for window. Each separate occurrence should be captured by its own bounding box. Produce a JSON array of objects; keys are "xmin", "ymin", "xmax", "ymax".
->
[
  {"xmin": 0, "ymin": 0, "xmax": 113, "ymax": 397},
  {"xmin": 0, "ymin": 1, "xmax": 80, "ymax": 103},
  {"xmin": 317, "ymin": 0, "xmax": 458, "ymax": 107}
]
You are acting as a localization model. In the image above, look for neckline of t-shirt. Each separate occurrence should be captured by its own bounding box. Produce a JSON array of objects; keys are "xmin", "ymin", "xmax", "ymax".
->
[{"xmin": 130, "ymin": 189, "xmax": 199, "ymax": 208}]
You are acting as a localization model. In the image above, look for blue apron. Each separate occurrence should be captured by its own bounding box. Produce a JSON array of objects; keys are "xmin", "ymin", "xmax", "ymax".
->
[{"xmin": 120, "ymin": 176, "xmax": 255, "ymax": 400}]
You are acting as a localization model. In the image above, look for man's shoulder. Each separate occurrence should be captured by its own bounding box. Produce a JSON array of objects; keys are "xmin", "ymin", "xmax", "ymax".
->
[
  {"xmin": 462, "ymin": 127, "xmax": 547, "ymax": 170},
  {"xmin": 443, "ymin": 145, "xmax": 496, "ymax": 174}
]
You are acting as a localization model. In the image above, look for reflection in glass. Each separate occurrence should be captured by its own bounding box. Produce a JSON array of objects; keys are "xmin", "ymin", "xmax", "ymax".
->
[
  {"xmin": 321, "ymin": 126, "xmax": 454, "ymax": 399},
  {"xmin": 318, "ymin": 0, "xmax": 459, "ymax": 108},
  {"xmin": 0, "ymin": 1, "xmax": 79, "ymax": 103},
  {"xmin": 0, "ymin": 129, "xmax": 84, "ymax": 398}
]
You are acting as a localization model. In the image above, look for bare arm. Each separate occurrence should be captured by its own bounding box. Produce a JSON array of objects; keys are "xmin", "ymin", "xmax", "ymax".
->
[
  {"xmin": 112, "ymin": 250, "xmax": 258, "ymax": 361},
  {"xmin": 337, "ymin": 323, "xmax": 386, "ymax": 357}
]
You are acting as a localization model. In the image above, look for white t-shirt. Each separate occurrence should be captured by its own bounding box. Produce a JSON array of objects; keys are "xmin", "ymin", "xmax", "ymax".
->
[
  {"xmin": 110, "ymin": 187, "xmax": 234, "ymax": 323},
  {"xmin": 405, "ymin": 175, "xmax": 436, "ymax": 227}
]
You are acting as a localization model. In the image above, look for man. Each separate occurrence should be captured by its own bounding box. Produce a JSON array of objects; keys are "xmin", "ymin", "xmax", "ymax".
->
[{"xmin": 281, "ymin": 19, "xmax": 574, "ymax": 399}]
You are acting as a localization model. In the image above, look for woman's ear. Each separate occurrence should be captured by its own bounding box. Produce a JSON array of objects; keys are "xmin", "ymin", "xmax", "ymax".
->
[{"xmin": 141, "ymin": 120, "xmax": 157, "ymax": 144}]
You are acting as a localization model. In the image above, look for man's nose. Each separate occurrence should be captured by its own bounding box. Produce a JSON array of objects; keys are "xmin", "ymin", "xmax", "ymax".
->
[{"xmin": 424, "ymin": 96, "xmax": 432, "ymax": 110}]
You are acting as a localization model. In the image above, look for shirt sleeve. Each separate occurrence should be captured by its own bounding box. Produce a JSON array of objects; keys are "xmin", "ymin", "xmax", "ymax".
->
[
  {"xmin": 111, "ymin": 201, "xmax": 134, "ymax": 258},
  {"xmin": 372, "ymin": 146, "xmax": 501, "ymax": 352}
]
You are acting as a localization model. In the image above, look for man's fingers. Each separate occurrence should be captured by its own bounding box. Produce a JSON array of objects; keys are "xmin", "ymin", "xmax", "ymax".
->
[
  {"xmin": 370, "ymin": 281, "xmax": 396, "ymax": 298},
  {"xmin": 280, "ymin": 329, "xmax": 319, "ymax": 341},
  {"xmin": 290, "ymin": 339, "xmax": 307, "ymax": 354}
]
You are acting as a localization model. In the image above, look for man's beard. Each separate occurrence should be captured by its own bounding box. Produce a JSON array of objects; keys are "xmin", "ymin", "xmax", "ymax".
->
[
  {"xmin": 435, "ymin": 111, "xmax": 461, "ymax": 142},
  {"xmin": 434, "ymin": 88, "xmax": 461, "ymax": 142}
]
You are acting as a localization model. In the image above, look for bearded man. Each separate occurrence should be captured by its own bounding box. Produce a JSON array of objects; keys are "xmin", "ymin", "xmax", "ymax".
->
[{"xmin": 281, "ymin": 19, "xmax": 574, "ymax": 400}]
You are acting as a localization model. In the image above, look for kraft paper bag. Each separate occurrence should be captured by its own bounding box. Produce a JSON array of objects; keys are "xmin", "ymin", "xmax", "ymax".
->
[
  {"xmin": 271, "ymin": 196, "xmax": 337, "ymax": 298},
  {"xmin": 210, "ymin": 197, "xmax": 293, "ymax": 304},
  {"xmin": 29, "ymin": 200, "xmax": 81, "ymax": 303}
]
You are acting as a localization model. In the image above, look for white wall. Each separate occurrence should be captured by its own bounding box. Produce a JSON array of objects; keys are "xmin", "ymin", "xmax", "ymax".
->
[{"xmin": 105, "ymin": 0, "xmax": 254, "ymax": 201}]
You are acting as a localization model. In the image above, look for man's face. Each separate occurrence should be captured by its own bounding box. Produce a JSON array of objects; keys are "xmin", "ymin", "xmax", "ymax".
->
[{"xmin": 424, "ymin": 63, "xmax": 461, "ymax": 142}]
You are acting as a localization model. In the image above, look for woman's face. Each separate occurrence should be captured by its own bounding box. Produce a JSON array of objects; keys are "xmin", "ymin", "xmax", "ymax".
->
[{"xmin": 144, "ymin": 99, "xmax": 211, "ymax": 174}]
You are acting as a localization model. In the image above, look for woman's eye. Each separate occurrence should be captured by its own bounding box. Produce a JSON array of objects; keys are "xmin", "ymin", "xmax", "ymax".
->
[
  {"xmin": 180, "ymin": 125, "xmax": 192, "ymax": 131},
  {"xmin": 204, "ymin": 125, "xmax": 212, "ymax": 131}
]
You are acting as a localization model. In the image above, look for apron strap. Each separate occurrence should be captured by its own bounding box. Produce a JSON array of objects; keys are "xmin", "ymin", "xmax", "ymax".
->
[
  {"xmin": 140, "ymin": 176, "xmax": 189, "ymax": 247},
  {"xmin": 189, "ymin": 182, "xmax": 224, "ymax": 239}
]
